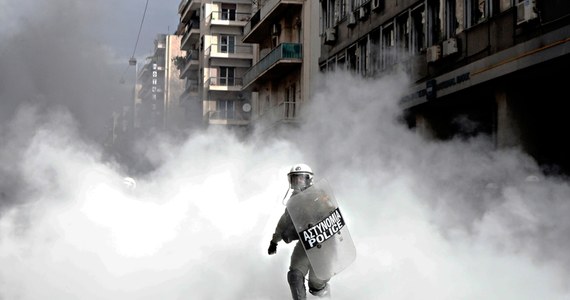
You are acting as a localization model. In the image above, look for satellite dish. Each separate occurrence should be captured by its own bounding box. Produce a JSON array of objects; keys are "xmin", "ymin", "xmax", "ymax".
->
[{"xmin": 242, "ymin": 102, "xmax": 252, "ymax": 112}]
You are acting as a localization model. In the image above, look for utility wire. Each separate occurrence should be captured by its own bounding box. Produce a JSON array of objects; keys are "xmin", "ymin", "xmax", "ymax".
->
[
  {"xmin": 120, "ymin": 0, "xmax": 151, "ymax": 83},
  {"xmin": 131, "ymin": 0, "xmax": 150, "ymax": 61}
]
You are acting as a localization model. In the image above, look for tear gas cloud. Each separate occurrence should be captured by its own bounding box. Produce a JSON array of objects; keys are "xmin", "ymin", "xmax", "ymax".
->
[
  {"xmin": 2, "ymin": 2, "xmax": 570, "ymax": 300},
  {"xmin": 2, "ymin": 70, "xmax": 570, "ymax": 299}
]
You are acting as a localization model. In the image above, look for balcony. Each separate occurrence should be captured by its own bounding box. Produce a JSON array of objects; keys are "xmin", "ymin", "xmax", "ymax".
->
[
  {"xmin": 180, "ymin": 50, "xmax": 200, "ymax": 78},
  {"xmin": 206, "ymin": 11, "xmax": 250, "ymax": 27},
  {"xmin": 243, "ymin": 43, "xmax": 302, "ymax": 89},
  {"xmin": 258, "ymin": 101, "xmax": 301, "ymax": 124},
  {"xmin": 180, "ymin": 80, "xmax": 200, "ymax": 103},
  {"xmin": 242, "ymin": 0, "xmax": 303, "ymax": 43},
  {"xmin": 181, "ymin": 20, "xmax": 200, "ymax": 50},
  {"xmin": 137, "ymin": 63, "xmax": 162, "ymax": 81},
  {"xmin": 138, "ymin": 85, "xmax": 164, "ymax": 100},
  {"xmin": 205, "ymin": 77, "xmax": 243, "ymax": 92},
  {"xmin": 207, "ymin": 109, "xmax": 250, "ymax": 126},
  {"xmin": 180, "ymin": 0, "xmax": 201, "ymax": 23},
  {"xmin": 205, "ymin": 44, "xmax": 254, "ymax": 60},
  {"xmin": 178, "ymin": 0, "xmax": 189, "ymax": 14},
  {"xmin": 137, "ymin": 65, "xmax": 150, "ymax": 81}
]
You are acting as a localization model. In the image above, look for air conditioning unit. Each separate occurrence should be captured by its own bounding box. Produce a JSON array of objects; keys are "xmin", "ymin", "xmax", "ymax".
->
[
  {"xmin": 371, "ymin": 0, "xmax": 383, "ymax": 11},
  {"xmin": 426, "ymin": 45, "xmax": 441, "ymax": 63},
  {"xmin": 442, "ymin": 38, "xmax": 458, "ymax": 56},
  {"xmin": 358, "ymin": 7, "xmax": 367, "ymax": 20},
  {"xmin": 324, "ymin": 27, "xmax": 336, "ymax": 45},
  {"xmin": 271, "ymin": 23, "xmax": 281, "ymax": 36},
  {"xmin": 516, "ymin": 0, "xmax": 538, "ymax": 25},
  {"xmin": 348, "ymin": 12, "xmax": 357, "ymax": 26}
]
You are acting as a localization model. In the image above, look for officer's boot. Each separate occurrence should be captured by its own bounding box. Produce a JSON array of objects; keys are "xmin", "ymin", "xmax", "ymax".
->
[
  {"xmin": 309, "ymin": 282, "xmax": 330, "ymax": 297},
  {"xmin": 287, "ymin": 270, "xmax": 306, "ymax": 300}
]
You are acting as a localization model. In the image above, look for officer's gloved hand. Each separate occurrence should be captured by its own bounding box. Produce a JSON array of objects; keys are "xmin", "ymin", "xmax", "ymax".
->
[{"xmin": 268, "ymin": 241, "xmax": 277, "ymax": 255}]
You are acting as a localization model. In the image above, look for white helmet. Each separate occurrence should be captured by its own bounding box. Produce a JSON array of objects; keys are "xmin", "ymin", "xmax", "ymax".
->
[
  {"xmin": 123, "ymin": 177, "xmax": 137, "ymax": 190},
  {"xmin": 288, "ymin": 163, "xmax": 313, "ymax": 191}
]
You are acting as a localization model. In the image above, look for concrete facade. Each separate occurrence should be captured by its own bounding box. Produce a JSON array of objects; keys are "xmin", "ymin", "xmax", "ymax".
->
[
  {"xmin": 137, "ymin": 34, "xmax": 187, "ymax": 133},
  {"xmin": 241, "ymin": 0, "xmax": 320, "ymax": 130},
  {"xmin": 177, "ymin": 0, "xmax": 254, "ymax": 131},
  {"xmin": 319, "ymin": 0, "xmax": 570, "ymax": 174}
]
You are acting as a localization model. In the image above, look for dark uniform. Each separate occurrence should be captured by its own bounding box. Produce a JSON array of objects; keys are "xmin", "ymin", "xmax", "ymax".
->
[{"xmin": 267, "ymin": 164, "xmax": 330, "ymax": 300}]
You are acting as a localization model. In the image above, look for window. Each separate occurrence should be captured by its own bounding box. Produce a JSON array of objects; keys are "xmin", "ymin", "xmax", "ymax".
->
[
  {"xmin": 499, "ymin": 0, "xmax": 512, "ymax": 12},
  {"xmin": 347, "ymin": 45, "xmax": 358, "ymax": 72},
  {"xmin": 489, "ymin": 0, "xmax": 501, "ymax": 17},
  {"xmin": 427, "ymin": 0, "xmax": 443, "ymax": 45},
  {"xmin": 320, "ymin": 1, "xmax": 326, "ymax": 33},
  {"xmin": 220, "ymin": 35, "xmax": 235, "ymax": 53},
  {"xmin": 319, "ymin": 0, "xmax": 345, "ymax": 30},
  {"xmin": 339, "ymin": 0, "xmax": 347, "ymax": 20},
  {"xmin": 284, "ymin": 83, "xmax": 297, "ymax": 119},
  {"xmin": 445, "ymin": 0, "xmax": 458, "ymax": 38},
  {"xmin": 219, "ymin": 67, "xmax": 235, "ymax": 86},
  {"xmin": 328, "ymin": 59, "xmax": 336, "ymax": 72},
  {"xmin": 467, "ymin": 0, "xmax": 486, "ymax": 26},
  {"xmin": 369, "ymin": 29, "xmax": 380, "ymax": 75},
  {"xmin": 221, "ymin": 3, "xmax": 236, "ymax": 21},
  {"xmin": 411, "ymin": 5, "xmax": 426, "ymax": 53},
  {"xmin": 397, "ymin": 13, "xmax": 411, "ymax": 54},
  {"xmin": 217, "ymin": 100, "xmax": 235, "ymax": 119},
  {"xmin": 382, "ymin": 23, "xmax": 395, "ymax": 69},
  {"xmin": 337, "ymin": 54, "xmax": 346, "ymax": 71},
  {"xmin": 358, "ymin": 39, "xmax": 368, "ymax": 75}
]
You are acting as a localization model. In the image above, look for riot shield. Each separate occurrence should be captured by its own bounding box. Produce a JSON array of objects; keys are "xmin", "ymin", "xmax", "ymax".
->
[{"xmin": 286, "ymin": 179, "xmax": 356, "ymax": 280}]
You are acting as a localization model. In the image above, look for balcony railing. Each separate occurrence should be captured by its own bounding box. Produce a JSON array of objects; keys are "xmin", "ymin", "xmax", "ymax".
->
[
  {"xmin": 244, "ymin": 10, "xmax": 260, "ymax": 35},
  {"xmin": 185, "ymin": 49, "xmax": 199, "ymax": 61},
  {"xmin": 205, "ymin": 77, "xmax": 244, "ymax": 87},
  {"xmin": 180, "ymin": 0, "xmax": 201, "ymax": 22},
  {"xmin": 243, "ymin": 43, "xmax": 302, "ymax": 87},
  {"xmin": 181, "ymin": 79, "xmax": 199, "ymax": 97},
  {"xmin": 206, "ymin": 11, "xmax": 251, "ymax": 24},
  {"xmin": 181, "ymin": 81, "xmax": 199, "ymax": 98},
  {"xmin": 181, "ymin": 19, "xmax": 200, "ymax": 50},
  {"xmin": 207, "ymin": 109, "xmax": 249, "ymax": 122},
  {"xmin": 178, "ymin": 0, "xmax": 189, "ymax": 13},
  {"xmin": 205, "ymin": 44, "xmax": 253, "ymax": 58},
  {"xmin": 243, "ymin": 0, "xmax": 303, "ymax": 41},
  {"xmin": 262, "ymin": 101, "xmax": 301, "ymax": 123}
]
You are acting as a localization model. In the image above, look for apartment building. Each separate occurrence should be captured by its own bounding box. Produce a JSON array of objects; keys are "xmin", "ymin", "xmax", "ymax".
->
[
  {"xmin": 241, "ymin": 0, "xmax": 320, "ymax": 130},
  {"xmin": 177, "ymin": 0, "xmax": 254, "ymax": 130},
  {"xmin": 137, "ymin": 34, "xmax": 186, "ymax": 132},
  {"xmin": 319, "ymin": 0, "xmax": 570, "ymax": 174}
]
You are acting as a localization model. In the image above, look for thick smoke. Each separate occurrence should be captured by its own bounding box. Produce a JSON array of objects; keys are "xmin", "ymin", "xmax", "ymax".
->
[
  {"xmin": 1, "ymin": 70, "xmax": 570, "ymax": 299},
  {"xmin": 2, "ymin": 1, "xmax": 570, "ymax": 299},
  {"xmin": 0, "ymin": 0, "xmax": 129, "ymax": 213}
]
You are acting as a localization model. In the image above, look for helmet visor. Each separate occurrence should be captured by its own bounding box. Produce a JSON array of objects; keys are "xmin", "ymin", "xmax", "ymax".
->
[{"xmin": 289, "ymin": 173, "xmax": 311, "ymax": 190}]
